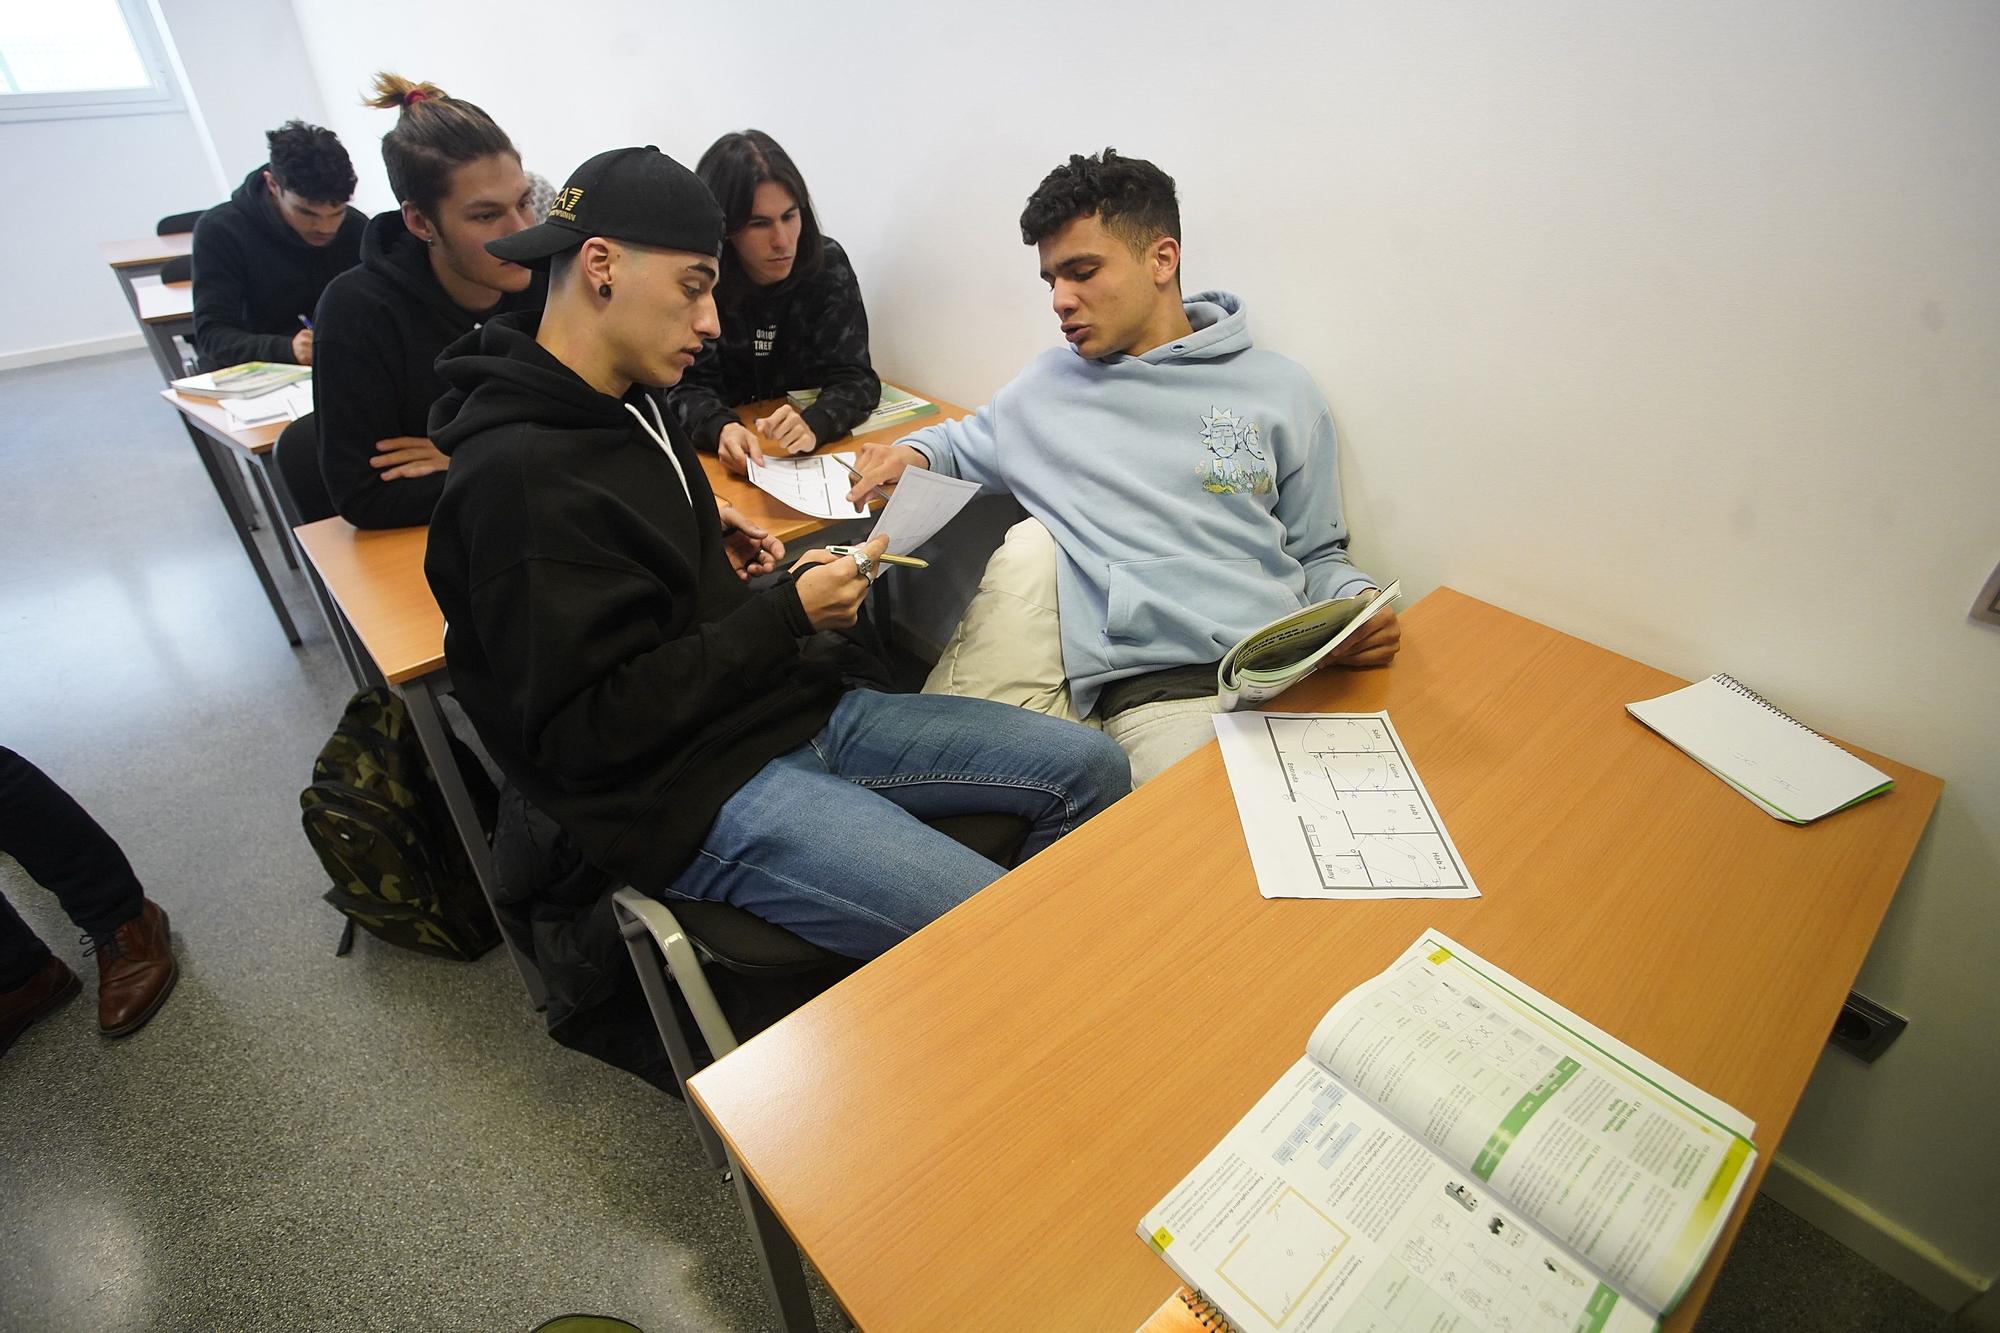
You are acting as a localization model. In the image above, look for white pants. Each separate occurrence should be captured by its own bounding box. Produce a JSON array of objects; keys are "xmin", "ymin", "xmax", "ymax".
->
[{"xmin": 923, "ymin": 518, "xmax": 1222, "ymax": 785}]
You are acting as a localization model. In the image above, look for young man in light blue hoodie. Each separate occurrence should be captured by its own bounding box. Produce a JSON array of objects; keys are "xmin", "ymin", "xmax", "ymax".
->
[{"xmin": 848, "ymin": 149, "xmax": 1401, "ymax": 782}]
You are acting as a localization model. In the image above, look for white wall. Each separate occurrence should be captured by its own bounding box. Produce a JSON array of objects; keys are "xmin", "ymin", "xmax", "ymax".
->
[
  {"xmin": 290, "ymin": 0, "xmax": 2000, "ymax": 1284},
  {"xmin": 0, "ymin": 110, "xmax": 214, "ymax": 357},
  {"xmin": 0, "ymin": 1, "xmax": 328, "ymax": 362}
]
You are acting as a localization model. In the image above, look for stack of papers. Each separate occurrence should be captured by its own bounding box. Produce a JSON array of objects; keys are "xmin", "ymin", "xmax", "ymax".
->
[{"xmin": 222, "ymin": 381, "xmax": 314, "ymax": 430}]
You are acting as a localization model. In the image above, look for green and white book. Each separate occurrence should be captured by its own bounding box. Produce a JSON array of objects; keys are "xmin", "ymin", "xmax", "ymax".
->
[
  {"xmin": 788, "ymin": 382, "xmax": 941, "ymax": 437},
  {"xmin": 1217, "ymin": 582, "xmax": 1401, "ymax": 710},
  {"xmin": 171, "ymin": 361, "xmax": 310, "ymax": 399},
  {"xmin": 1140, "ymin": 929, "xmax": 1757, "ymax": 1333}
]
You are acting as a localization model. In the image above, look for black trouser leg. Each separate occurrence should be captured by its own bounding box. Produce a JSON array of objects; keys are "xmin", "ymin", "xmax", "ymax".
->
[
  {"xmin": 0, "ymin": 892, "xmax": 52, "ymax": 991},
  {"xmin": 0, "ymin": 748, "xmax": 145, "ymax": 987}
]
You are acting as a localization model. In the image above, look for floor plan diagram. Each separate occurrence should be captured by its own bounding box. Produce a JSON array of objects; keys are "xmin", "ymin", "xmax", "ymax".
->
[{"xmin": 1214, "ymin": 712, "xmax": 1482, "ymax": 900}]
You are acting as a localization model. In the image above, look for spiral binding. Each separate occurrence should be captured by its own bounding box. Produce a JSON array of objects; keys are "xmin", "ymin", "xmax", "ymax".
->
[
  {"xmin": 1183, "ymin": 1288, "xmax": 1240, "ymax": 1333},
  {"xmin": 1710, "ymin": 674, "xmax": 1819, "ymax": 736}
]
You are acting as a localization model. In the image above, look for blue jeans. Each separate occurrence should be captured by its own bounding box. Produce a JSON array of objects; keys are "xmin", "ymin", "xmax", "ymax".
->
[{"xmin": 663, "ymin": 689, "xmax": 1130, "ymax": 958}]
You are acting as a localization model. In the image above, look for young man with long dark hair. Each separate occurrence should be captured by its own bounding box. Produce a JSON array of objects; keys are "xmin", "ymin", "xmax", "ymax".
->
[{"xmin": 669, "ymin": 131, "xmax": 881, "ymax": 475}]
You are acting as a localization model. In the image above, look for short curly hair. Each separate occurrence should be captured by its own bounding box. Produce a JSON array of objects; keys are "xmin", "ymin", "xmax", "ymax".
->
[
  {"xmin": 266, "ymin": 120, "xmax": 357, "ymax": 205},
  {"xmin": 1018, "ymin": 148, "xmax": 1179, "ymax": 254}
]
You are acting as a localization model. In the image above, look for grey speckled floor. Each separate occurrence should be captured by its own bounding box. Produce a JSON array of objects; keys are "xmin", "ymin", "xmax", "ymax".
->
[
  {"xmin": 0, "ymin": 350, "xmax": 848, "ymax": 1333},
  {"xmin": 0, "ymin": 350, "xmax": 1955, "ymax": 1332}
]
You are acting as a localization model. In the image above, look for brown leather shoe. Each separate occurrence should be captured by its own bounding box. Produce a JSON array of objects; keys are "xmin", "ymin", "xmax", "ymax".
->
[
  {"xmin": 1, "ymin": 955, "xmax": 80, "ymax": 1055},
  {"xmin": 95, "ymin": 899, "xmax": 178, "ymax": 1037}
]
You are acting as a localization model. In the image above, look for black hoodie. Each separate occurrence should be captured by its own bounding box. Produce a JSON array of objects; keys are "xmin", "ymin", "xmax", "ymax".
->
[
  {"xmin": 190, "ymin": 164, "xmax": 364, "ymax": 371},
  {"xmin": 424, "ymin": 311, "xmax": 844, "ymax": 894},
  {"xmin": 311, "ymin": 210, "xmax": 545, "ymax": 530},
  {"xmin": 668, "ymin": 235, "xmax": 881, "ymax": 449}
]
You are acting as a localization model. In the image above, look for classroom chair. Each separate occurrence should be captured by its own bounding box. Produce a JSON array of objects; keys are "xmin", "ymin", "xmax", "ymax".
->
[
  {"xmin": 155, "ymin": 209, "xmax": 205, "ymax": 236},
  {"xmin": 611, "ymin": 811, "xmax": 1028, "ymax": 1162},
  {"xmin": 160, "ymin": 254, "xmax": 193, "ymax": 284}
]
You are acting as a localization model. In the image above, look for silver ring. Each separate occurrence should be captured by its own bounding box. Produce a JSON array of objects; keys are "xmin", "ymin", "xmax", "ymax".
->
[{"xmin": 851, "ymin": 551, "xmax": 875, "ymax": 581}]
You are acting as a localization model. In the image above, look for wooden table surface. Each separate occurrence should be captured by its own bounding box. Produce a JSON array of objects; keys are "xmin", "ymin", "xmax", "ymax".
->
[
  {"xmin": 100, "ymin": 232, "xmax": 193, "ymax": 268},
  {"xmin": 159, "ymin": 388, "xmax": 284, "ymax": 456},
  {"xmin": 293, "ymin": 389, "xmax": 965, "ymax": 683},
  {"xmin": 134, "ymin": 276, "xmax": 194, "ymax": 324},
  {"xmin": 705, "ymin": 390, "xmax": 970, "ymax": 545},
  {"xmin": 688, "ymin": 586, "xmax": 1943, "ymax": 1332},
  {"xmin": 292, "ymin": 520, "xmax": 439, "ymax": 684}
]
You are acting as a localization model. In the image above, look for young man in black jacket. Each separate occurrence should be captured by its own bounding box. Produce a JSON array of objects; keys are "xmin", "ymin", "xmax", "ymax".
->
[
  {"xmin": 190, "ymin": 121, "xmax": 364, "ymax": 371},
  {"xmin": 424, "ymin": 147, "xmax": 1128, "ymax": 960}
]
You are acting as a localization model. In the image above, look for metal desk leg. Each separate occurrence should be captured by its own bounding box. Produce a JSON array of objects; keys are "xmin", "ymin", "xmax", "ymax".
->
[
  {"xmin": 254, "ymin": 455, "xmax": 370, "ymax": 688},
  {"xmin": 728, "ymin": 1147, "xmax": 820, "ymax": 1333},
  {"xmin": 244, "ymin": 456, "xmax": 301, "ymax": 571},
  {"xmin": 179, "ymin": 418, "xmax": 302, "ymax": 647},
  {"xmin": 400, "ymin": 675, "xmax": 548, "ymax": 1010}
]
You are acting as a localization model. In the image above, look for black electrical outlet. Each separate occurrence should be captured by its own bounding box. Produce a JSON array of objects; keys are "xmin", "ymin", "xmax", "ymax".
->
[{"xmin": 1829, "ymin": 991, "xmax": 1907, "ymax": 1064}]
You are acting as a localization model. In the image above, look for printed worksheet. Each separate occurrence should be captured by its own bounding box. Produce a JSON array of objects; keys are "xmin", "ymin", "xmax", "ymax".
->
[
  {"xmin": 1213, "ymin": 712, "xmax": 1481, "ymax": 900},
  {"xmin": 867, "ymin": 465, "xmax": 983, "ymax": 556},
  {"xmin": 744, "ymin": 452, "xmax": 869, "ymax": 520}
]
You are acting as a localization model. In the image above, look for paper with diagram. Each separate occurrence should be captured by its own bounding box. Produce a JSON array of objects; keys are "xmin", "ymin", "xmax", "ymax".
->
[
  {"xmin": 1212, "ymin": 711, "xmax": 1480, "ymax": 901},
  {"xmin": 1139, "ymin": 929, "xmax": 1759, "ymax": 1333},
  {"xmin": 744, "ymin": 452, "xmax": 870, "ymax": 521},
  {"xmin": 867, "ymin": 464, "xmax": 982, "ymax": 556}
]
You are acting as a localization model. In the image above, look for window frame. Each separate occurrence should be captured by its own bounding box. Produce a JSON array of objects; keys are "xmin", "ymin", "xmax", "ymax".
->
[{"xmin": 0, "ymin": 0, "xmax": 185, "ymax": 124}]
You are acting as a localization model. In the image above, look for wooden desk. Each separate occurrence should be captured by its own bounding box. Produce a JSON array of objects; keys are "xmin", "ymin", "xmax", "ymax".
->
[
  {"xmin": 133, "ymin": 276, "xmax": 194, "ymax": 324},
  {"xmin": 127, "ymin": 275, "xmax": 197, "ymax": 382},
  {"xmin": 100, "ymin": 231, "xmax": 194, "ymax": 271},
  {"xmin": 688, "ymin": 587, "xmax": 1943, "ymax": 1332},
  {"xmin": 100, "ymin": 231, "xmax": 194, "ymax": 321},
  {"xmin": 710, "ymin": 393, "xmax": 971, "ymax": 546},
  {"xmin": 160, "ymin": 389, "xmax": 303, "ymax": 647}
]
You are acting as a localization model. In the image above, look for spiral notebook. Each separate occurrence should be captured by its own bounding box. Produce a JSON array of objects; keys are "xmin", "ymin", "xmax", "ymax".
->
[
  {"xmin": 1626, "ymin": 674, "xmax": 1893, "ymax": 823},
  {"xmin": 1136, "ymin": 1286, "xmax": 1240, "ymax": 1332}
]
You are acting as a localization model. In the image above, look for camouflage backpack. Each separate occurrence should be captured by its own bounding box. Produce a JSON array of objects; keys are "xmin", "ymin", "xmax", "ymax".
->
[{"xmin": 300, "ymin": 688, "xmax": 500, "ymax": 961}]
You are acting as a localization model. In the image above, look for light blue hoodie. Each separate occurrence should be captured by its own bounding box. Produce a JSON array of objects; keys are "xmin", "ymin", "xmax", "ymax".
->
[{"xmin": 905, "ymin": 290, "xmax": 1375, "ymax": 716}]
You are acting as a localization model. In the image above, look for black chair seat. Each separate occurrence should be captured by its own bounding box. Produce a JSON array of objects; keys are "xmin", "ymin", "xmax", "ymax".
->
[{"xmin": 661, "ymin": 898, "xmax": 841, "ymax": 971}]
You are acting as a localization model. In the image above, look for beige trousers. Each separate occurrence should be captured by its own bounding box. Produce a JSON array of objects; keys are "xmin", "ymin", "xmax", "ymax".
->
[{"xmin": 922, "ymin": 518, "xmax": 1222, "ymax": 785}]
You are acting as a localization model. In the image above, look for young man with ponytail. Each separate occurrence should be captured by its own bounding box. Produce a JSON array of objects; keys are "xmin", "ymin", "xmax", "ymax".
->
[
  {"xmin": 422, "ymin": 147, "xmax": 1129, "ymax": 965},
  {"xmin": 310, "ymin": 74, "xmax": 544, "ymax": 530}
]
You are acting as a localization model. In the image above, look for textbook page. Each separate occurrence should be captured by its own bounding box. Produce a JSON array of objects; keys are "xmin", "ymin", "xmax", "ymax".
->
[
  {"xmin": 744, "ymin": 452, "xmax": 869, "ymax": 520},
  {"xmin": 1306, "ymin": 932, "xmax": 1757, "ymax": 1316},
  {"xmin": 1212, "ymin": 712, "xmax": 1481, "ymax": 901},
  {"xmin": 1140, "ymin": 1056, "xmax": 1657, "ymax": 1333},
  {"xmin": 1217, "ymin": 582, "xmax": 1402, "ymax": 711}
]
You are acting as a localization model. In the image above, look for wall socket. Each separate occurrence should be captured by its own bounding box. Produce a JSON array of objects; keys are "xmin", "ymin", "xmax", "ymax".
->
[{"xmin": 1829, "ymin": 991, "xmax": 1907, "ymax": 1064}]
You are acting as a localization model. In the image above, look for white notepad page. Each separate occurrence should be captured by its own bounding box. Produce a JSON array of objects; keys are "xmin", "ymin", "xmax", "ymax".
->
[{"xmin": 1626, "ymin": 675, "xmax": 1891, "ymax": 822}]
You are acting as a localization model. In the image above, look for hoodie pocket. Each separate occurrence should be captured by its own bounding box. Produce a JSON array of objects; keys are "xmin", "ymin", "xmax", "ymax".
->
[{"xmin": 1105, "ymin": 557, "xmax": 1297, "ymax": 646}]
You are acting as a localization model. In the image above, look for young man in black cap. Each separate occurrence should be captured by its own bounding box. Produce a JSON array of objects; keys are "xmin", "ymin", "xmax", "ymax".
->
[
  {"xmin": 423, "ymin": 147, "xmax": 1128, "ymax": 964},
  {"xmin": 191, "ymin": 120, "xmax": 366, "ymax": 370}
]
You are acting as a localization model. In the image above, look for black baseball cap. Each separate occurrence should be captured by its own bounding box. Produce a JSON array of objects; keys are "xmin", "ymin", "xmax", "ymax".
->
[{"xmin": 486, "ymin": 145, "xmax": 725, "ymax": 268}]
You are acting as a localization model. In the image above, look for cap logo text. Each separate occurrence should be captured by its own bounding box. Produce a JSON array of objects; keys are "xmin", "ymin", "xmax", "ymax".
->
[{"xmin": 549, "ymin": 187, "xmax": 584, "ymax": 222}]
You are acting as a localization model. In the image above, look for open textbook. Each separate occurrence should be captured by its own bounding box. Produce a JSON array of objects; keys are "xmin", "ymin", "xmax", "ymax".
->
[
  {"xmin": 1140, "ymin": 931, "xmax": 1757, "ymax": 1333},
  {"xmin": 1218, "ymin": 583, "xmax": 1401, "ymax": 710}
]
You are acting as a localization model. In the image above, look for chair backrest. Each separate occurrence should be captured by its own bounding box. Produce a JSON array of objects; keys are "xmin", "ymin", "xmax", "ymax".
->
[
  {"xmin": 272, "ymin": 414, "xmax": 336, "ymax": 526},
  {"xmin": 156, "ymin": 209, "xmax": 204, "ymax": 236},
  {"xmin": 160, "ymin": 254, "xmax": 193, "ymax": 284}
]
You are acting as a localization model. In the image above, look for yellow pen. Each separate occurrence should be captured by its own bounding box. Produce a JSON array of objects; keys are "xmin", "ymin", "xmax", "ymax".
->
[{"xmin": 826, "ymin": 545, "xmax": 929, "ymax": 569}]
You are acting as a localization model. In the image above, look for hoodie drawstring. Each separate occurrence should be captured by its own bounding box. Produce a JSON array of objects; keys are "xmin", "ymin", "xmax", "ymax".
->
[{"xmin": 624, "ymin": 397, "xmax": 692, "ymax": 505}]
